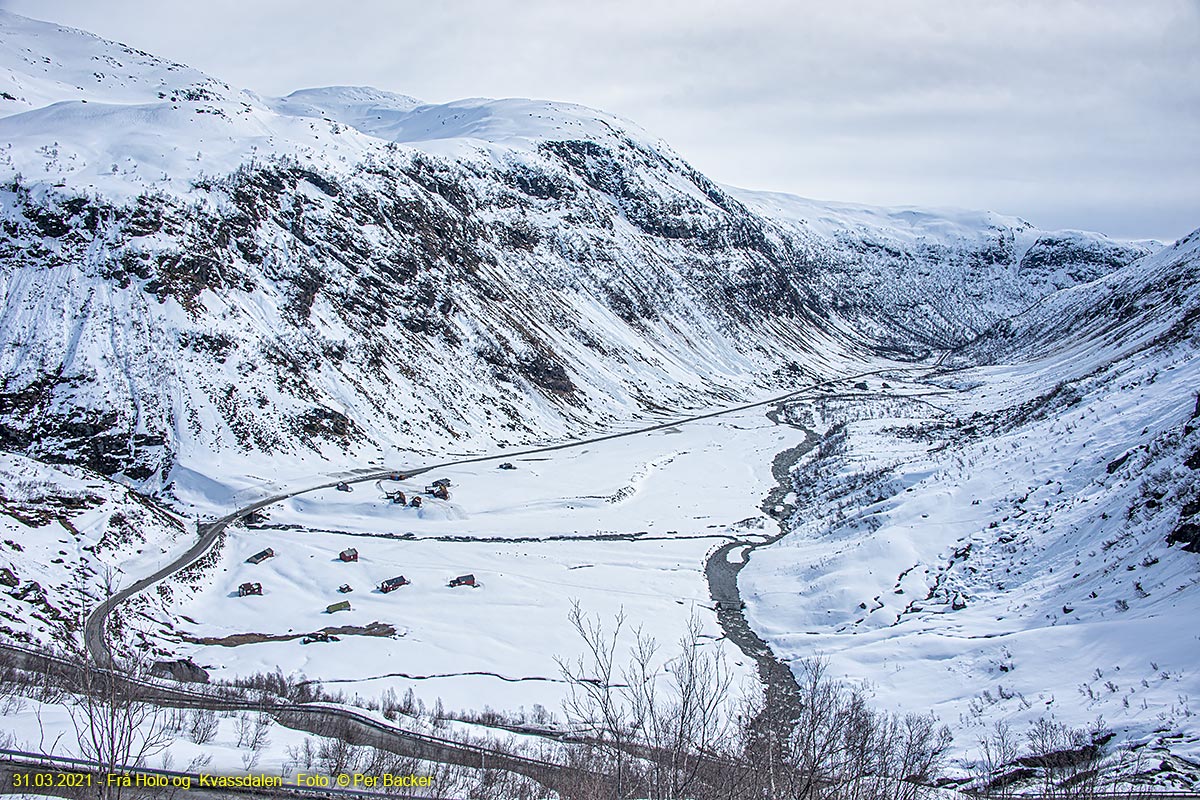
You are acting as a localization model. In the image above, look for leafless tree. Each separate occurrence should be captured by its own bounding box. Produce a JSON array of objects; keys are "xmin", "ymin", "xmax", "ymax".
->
[
  {"xmin": 973, "ymin": 720, "xmax": 1021, "ymax": 799},
  {"xmin": 249, "ymin": 711, "xmax": 272, "ymax": 752},
  {"xmin": 284, "ymin": 737, "xmax": 318, "ymax": 775},
  {"xmin": 1023, "ymin": 717, "xmax": 1108, "ymax": 800},
  {"xmin": 62, "ymin": 647, "xmax": 173, "ymax": 799},
  {"xmin": 734, "ymin": 658, "xmax": 951, "ymax": 800},
  {"xmin": 61, "ymin": 576, "xmax": 173, "ymax": 800},
  {"xmin": 187, "ymin": 708, "xmax": 218, "ymax": 744},
  {"xmin": 316, "ymin": 722, "xmax": 368, "ymax": 775},
  {"xmin": 626, "ymin": 615, "xmax": 735, "ymax": 800},
  {"xmin": 556, "ymin": 602, "xmax": 641, "ymax": 798},
  {"xmin": 557, "ymin": 603, "xmax": 739, "ymax": 800}
]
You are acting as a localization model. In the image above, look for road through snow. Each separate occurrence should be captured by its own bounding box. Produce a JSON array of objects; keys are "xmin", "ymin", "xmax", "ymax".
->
[{"xmin": 85, "ymin": 363, "xmax": 923, "ymax": 696}]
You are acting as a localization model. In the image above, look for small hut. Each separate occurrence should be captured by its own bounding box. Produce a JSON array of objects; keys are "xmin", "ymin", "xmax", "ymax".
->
[
  {"xmin": 338, "ymin": 584, "xmax": 353, "ymax": 594},
  {"xmin": 432, "ymin": 478, "xmax": 452, "ymax": 488},
  {"xmin": 238, "ymin": 582, "xmax": 262, "ymax": 597},
  {"xmin": 326, "ymin": 600, "xmax": 351, "ymax": 613},
  {"xmin": 246, "ymin": 548, "xmax": 274, "ymax": 565},
  {"xmin": 380, "ymin": 576, "xmax": 410, "ymax": 594},
  {"xmin": 387, "ymin": 490, "xmax": 407, "ymax": 505},
  {"xmin": 426, "ymin": 484, "xmax": 450, "ymax": 501},
  {"xmin": 448, "ymin": 574, "xmax": 476, "ymax": 588},
  {"xmin": 339, "ymin": 548, "xmax": 358, "ymax": 562},
  {"xmin": 410, "ymin": 496, "xmax": 423, "ymax": 508}
]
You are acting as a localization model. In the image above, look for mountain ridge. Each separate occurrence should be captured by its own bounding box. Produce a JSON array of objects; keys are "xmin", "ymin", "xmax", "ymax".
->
[{"xmin": 0, "ymin": 8, "xmax": 1166, "ymax": 491}]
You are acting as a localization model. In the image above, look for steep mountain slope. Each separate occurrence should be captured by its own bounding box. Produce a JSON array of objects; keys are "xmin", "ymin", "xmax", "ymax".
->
[
  {"xmin": 1, "ymin": 10, "xmax": 1198, "ymax": 779},
  {"xmin": 742, "ymin": 231, "xmax": 1200, "ymax": 770},
  {"xmin": 733, "ymin": 188, "xmax": 1157, "ymax": 352},
  {"xmin": 0, "ymin": 450, "xmax": 190, "ymax": 647},
  {"xmin": 0, "ymin": 10, "xmax": 1151, "ymax": 494}
]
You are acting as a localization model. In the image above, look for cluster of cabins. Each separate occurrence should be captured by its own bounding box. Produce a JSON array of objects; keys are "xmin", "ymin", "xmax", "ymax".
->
[
  {"xmin": 385, "ymin": 477, "xmax": 452, "ymax": 506},
  {"xmin": 233, "ymin": 474, "xmax": 467, "ymax": 616},
  {"xmin": 238, "ymin": 545, "xmax": 477, "ymax": 610}
]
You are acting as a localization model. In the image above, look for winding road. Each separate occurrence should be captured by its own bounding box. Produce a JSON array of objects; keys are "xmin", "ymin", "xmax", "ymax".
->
[
  {"xmin": 85, "ymin": 366, "xmax": 903, "ymax": 669},
  {"xmin": 66, "ymin": 361, "xmax": 958, "ymax": 794}
]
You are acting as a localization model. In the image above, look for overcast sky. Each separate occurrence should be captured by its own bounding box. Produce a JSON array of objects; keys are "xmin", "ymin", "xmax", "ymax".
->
[{"xmin": 4, "ymin": 0, "xmax": 1197, "ymax": 240}]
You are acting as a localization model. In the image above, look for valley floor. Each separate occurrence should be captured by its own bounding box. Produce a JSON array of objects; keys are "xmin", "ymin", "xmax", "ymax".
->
[
  {"xmin": 4, "ymin": 347, "xmax": 1198, "ymax": 784},
  {"xmin": 156, "ymin": 394, "xmax": 823, "ymax": 714}
]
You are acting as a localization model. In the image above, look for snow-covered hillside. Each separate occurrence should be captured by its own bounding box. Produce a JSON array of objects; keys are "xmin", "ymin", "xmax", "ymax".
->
[
  {"xmin": 732, "ymin": 188, "xmax": 1158, "ymax": 351},
  {"xmin": 0, "ymin": 10, "xmax": 1151, "ymax": 492},
  {"xmin": 0, "ymin": 451, "xmax": 189, "ymax": 647},
  {"xmin": 742, "ymin": 232, "xmax": 1200, "ymax": 768}
]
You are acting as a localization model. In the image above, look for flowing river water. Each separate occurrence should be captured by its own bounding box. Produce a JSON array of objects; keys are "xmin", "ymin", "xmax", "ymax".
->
[{"xmin": 704, "ymin": 398, "xmax": 820, "ymax": 721}]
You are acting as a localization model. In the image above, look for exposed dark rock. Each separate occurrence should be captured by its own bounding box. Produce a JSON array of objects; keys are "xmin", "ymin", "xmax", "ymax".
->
[
  {"xmin": 1107, "ymin": 452, "xmax": 1132, "ymax": 474},
  {"xmin": 517, "ymin": 353, "xmax": 576, "ymax": 395},
  {"xmin": 150, "ymin": 658, "xmax": 210, "ymax": 683},
  {"xmin": 1020, "ymin": 234, "xmax": 1149, "ymax": 282}
]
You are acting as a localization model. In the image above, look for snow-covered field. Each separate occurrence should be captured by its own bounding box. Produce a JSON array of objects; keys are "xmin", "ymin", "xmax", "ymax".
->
[
  {"xmin": 2, "ymin": 693, "xmax": 546, "ymax": 793},
  {"xmin": 161, "ymin": 404, "xmax": 816, "ymax": 714}
]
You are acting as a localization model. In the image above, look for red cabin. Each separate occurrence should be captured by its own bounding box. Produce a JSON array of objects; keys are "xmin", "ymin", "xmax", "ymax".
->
[
  {"xmin": 339, "ymin": 548, "xmax": 358, "ymax": 562},
  {"xmin": 238, "ymin": 582, "xmax": 262, "ymax": 597},
  {"xmin": 448, "ymin": 574, "xmax": 476, "ymax": 588},
  {"xmin": 246, "ymin": 548, "xmax": 274, "ymax": 565},
  {"xmin": 379, "ymin": 576, "xmax": 410, "ymax": 594}
]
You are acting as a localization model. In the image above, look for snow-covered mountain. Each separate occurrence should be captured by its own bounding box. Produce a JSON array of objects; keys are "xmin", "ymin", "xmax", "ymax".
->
[
  {"xmin": 743, "ymin": 229, "xmax": 1200, "ymax": 772},
  {"xmin": 2, "ymin": 8, "xmax": 1199, "ymax": 780},
  {"xmin": 0, "ymin": 10, "xmax": 1155, "ymax": 491}
]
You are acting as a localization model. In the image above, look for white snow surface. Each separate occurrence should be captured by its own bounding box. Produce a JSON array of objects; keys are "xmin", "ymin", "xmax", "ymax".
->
[
  {"xmin": 742, "ymin": 234, "xmax": 1200, "ymax": 762},
  {"xmin": 0, "ymin": 7, "xmax": 1197, "ymax": 777},
  {"xmin": 1, "ymin": 693, "xmax": 539, "ymax": 791},
  {"xmin": 0, "ymin": 451, "xmax": 191, "ymax": 645},
  {"xmin": 161, "ymin": 405, "xmax": 808, "ymax": 714}
]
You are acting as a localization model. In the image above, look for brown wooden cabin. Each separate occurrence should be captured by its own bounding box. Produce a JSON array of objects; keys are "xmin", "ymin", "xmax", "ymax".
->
[
  {"xmin": 427, "ymin": 485, "xmax": 450, "ymax": 500},
  {"xmin": 246, "ymin": 548, "xmax": 274, "ymax": 565},
  {"xmin": 379, "ymin": 576, "xmax": 410, "ymax": 593},
  {"xmin": 238, "ymin": 582, "xmax": 262, "ymax": 597},
  {"xmin": 448, "ymin": 574, "xmax": 476, "ymax": 588},
  {"xmin": 387, "ymin": 490, "xmax": 407, "ymax": 505},
  {"xmin": 410, "ymin": 496, "xmax": 423, "ymax": 508},
  {"xmin": 339, "ymin": 548, "xmax": 358, "ymax": 562},
  {"xmin": 432, "ymin": 478, "xmax": 451, "ymax": 488}
]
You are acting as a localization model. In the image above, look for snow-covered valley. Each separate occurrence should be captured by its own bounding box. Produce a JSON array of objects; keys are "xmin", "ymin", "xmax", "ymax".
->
[{"xmin": 0, "ymin": 8, "xmax": 1198, "ymax": 795}]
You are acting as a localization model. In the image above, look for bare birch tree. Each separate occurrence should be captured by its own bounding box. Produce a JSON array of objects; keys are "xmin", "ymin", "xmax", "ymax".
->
[{"xmin": 63, "ymin": 575, "xmax": 173, "ymax": 800}]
